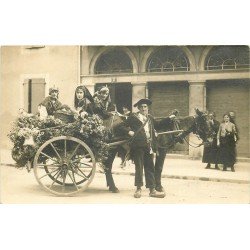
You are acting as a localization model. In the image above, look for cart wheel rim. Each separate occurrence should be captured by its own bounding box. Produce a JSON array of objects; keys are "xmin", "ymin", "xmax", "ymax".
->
[{"xmin": 33, "ymin": 136, "xmax": 96, "ymax": 196}]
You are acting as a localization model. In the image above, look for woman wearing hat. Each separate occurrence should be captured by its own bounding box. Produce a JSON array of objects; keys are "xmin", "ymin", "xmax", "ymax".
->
[
  {"xmin": 93, "ymin": 86, "xmax": 116, "ymax": 119},
  {"xmin": 119, "ymin": 98, "xmax": 175, "ymax": 198},
  {"xmin": 38, "ymin": 87, "xmax": 63, "ymax": 119},
  {"xmin": 74, "ymin": 85, "xmax": 95, "ymax": 118}
]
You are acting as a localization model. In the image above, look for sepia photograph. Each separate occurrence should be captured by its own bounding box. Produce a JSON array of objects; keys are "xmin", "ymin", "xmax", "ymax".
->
[
  {"xmin": 1, "ymin": 45, "xmax": 249, "ymax": 204},
  {"xmin": 0, "ymin": 1, "xmax": 249, "ymax": 250}
]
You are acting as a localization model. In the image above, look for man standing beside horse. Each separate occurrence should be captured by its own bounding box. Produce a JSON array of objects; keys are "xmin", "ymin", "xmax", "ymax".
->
[{"xmin": 119, "ymin": 98, "xmax": 175, "ymax": 198}]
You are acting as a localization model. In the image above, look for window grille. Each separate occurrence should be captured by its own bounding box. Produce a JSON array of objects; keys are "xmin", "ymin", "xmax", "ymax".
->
[
  {"xmin": 205, "ymin": 46, "xmax": 250, "ymax": 70},
  {"xmin": 95, "ymin": 49, "xmax": 133, "ymax": 74},
  {"xmin": 147, "ymin": 47, "xmax": 190, "ymax": 72}
]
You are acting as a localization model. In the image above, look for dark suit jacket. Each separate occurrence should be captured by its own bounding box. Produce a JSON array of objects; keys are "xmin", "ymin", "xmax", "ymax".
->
[
  {"xmin": 119, "ymin": 112, "xmax": 173, "ymax": 151},
  {"xmin": 39, "ymin": 96, "xmax": 63, "ymax": 116}
]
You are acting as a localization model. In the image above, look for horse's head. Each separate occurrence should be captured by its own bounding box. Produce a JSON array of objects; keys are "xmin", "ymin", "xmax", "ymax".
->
[{"xmin": 194, "ymin": 108, "xmax": 213, "ymax": 142}]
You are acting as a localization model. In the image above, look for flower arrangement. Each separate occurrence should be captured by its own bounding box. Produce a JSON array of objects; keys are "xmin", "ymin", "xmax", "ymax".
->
[{"xmin": 8, "ymin": 112, "xmax": 109, "ymax": 168}]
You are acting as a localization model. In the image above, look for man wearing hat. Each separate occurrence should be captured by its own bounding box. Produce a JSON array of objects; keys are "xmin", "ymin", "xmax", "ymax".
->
[
  {"xmin": 119, "ymin": 98, "xmax": 175, "ymax": 198},
  {"xmin": 38, "ymin": 87, "xmax": 63, "ymax": 118}
]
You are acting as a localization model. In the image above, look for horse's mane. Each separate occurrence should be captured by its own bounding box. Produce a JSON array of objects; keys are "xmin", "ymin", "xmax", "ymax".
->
[{"xmin": 176, "ymin": 116, "xmax": 195, "ymax": 131}]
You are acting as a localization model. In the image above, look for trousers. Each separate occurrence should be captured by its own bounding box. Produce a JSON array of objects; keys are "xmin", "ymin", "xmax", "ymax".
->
[{"xmin": 132, "ymin": 146, "xmax": 155, "ymax": 189}]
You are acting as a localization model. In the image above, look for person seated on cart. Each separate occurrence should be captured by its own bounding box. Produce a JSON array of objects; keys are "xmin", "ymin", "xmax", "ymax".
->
[
  {"xmin": 74, "ymin": 85, "xmax": 95, "ymax": 118},
  {"xmin": 38, "ymin": 86, "xmax": 63, "ymax": 119},
  {"xmin": 93, "ymin": 86, "xmax": 116, "ymax": 119}
]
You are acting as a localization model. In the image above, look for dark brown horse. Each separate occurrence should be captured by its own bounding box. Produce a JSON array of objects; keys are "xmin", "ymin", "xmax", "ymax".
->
[{"xmin": 154, "ymin": 108, "xmax": 213, "ymax": 190}]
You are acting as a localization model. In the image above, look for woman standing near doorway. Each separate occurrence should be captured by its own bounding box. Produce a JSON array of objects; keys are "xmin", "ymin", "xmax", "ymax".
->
[{"xmin": 217, "ymin": 113, "xmax": 238, "ymax": 171}]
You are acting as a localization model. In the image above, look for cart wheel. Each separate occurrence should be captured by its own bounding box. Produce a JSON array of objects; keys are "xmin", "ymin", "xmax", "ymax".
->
[{"xmin": 33, "ymin": 136, "xmax": 96, "ymax": 196}]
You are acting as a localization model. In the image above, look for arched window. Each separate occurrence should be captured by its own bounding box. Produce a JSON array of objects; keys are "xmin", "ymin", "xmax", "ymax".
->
[
  {"xmin": 94, "ymin": 49, "xmax": 133, "ymax": 74},
  {"xmin": 205, "ymin": 46, "xmax": 250, "ymax": 70},
  {"xmin": 147, "ymin": 47, "xmax": 190, "ymax": 72}
]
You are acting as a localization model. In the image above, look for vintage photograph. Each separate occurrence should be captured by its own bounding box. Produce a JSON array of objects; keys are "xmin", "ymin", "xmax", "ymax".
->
[{"xmin": 0, "ymin": 45, "xmax": 249, "ymax": 203}]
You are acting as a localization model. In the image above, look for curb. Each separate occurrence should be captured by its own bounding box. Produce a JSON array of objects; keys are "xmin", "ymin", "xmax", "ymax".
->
[
  {"xmin": 109, "ymin": 170, "xmax": 250, "ymax": 185},
  {"xmin": 2, "ymin": 163, "xmax": 250, "ymax": 185}
]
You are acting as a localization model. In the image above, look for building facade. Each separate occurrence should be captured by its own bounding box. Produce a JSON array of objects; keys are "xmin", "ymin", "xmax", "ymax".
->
[{"xmin": 1, "ymin": 45, "xmax": 249, "ymax": 158}]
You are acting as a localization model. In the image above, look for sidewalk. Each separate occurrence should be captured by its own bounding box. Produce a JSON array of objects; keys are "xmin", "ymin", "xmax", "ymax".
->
[
  {"xmin": 1, "ymin": 149, "xmax": 250, "ymax": 184},
  {"xmin": 110, "ymin": 157, "xmax": 250, "ymax": 184}
]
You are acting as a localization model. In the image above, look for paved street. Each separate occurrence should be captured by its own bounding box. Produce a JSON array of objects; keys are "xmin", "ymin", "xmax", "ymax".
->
[{"xmin": 1, "ymin": 164, "xmax": 249, "ymax": 204}]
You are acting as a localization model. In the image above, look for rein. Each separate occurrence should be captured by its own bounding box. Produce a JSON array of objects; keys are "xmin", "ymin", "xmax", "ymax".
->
[
  {"xmin": 181, "ymin": 116, "xmax": 204, "ymax": 148},
  {"xmin": 157, "ymin": 116, "xmax": 204, "ymax": 149}
]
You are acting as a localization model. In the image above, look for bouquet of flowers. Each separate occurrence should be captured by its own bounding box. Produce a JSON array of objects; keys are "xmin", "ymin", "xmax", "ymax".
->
[{"xmin": 8, "ymin": 112, "xmax": 109, "ymax": 169}]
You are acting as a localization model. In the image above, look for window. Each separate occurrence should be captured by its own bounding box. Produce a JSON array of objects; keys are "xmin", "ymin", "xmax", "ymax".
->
[
  {"xmin": 23, "ymin": 78, "xmax": 46, "ymax": 113},
  {"xmin": 205, "ymin": 46, "xmax": 250, "ymax": 70},
  {"xmin": 147, "ymin": 47, "xmax": 190, "ymax": 72},
  {"xmin": 95, "ymin": 49, "xmax": 133, "ymax": 74}
]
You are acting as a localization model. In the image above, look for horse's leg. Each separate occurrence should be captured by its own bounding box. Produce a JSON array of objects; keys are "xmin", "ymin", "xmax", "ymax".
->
[
  {"xmin": 103, "ymin": 147, "xmax": 119, "ymax": 192},
  {"xmin": 154, "ymin": 148, "xmax": 167, "ymax": 191}
]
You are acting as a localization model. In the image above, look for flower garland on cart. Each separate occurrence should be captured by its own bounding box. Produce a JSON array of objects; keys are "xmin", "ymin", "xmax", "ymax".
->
[{"xmin": 8, "ymin": 111, "xmax": 109, "ymax": 170}]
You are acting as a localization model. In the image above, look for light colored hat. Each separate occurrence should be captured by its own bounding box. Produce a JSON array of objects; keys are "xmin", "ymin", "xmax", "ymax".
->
[
  {"xmin": 99, "ymin": 86, "xmax": 109, "ymax": 93},
  {"xmin": 49, "ymin": 86, "xmax": 59, "ymax": 95}
]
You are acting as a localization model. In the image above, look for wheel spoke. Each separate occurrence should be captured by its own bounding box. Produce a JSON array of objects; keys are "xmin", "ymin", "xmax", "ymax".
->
[
  {"xmin": 71, "ymin": 163, "xmax": 90, "ymax": 180},
  {"xmin": 61, "ymin": 171, "xmax": 66, "ymax": 192},
  {"xmin": 36, "ymin": 163, "xmax": 61, "ymax": 168},
  {"xmin": 64, "ymin": 140, "xmax": 67, "ymax": 158},
  {"xmin": 72, "ymin": 154, "xmax": 91, "ymax": 162},
  {"xmin": 78, "ymin": 162, "xmax": 93, "ymax": 168},
  {"xmin": 67, "ymin": 171, "xmax": 79, "ymax": 190},
  {"xmin": 40, "ymin": 152, "xmax": 59, "ymax": 163},
  {"xmin": 70, "ymin": 165, "xmax": 90, "ymax": 180},
  {"xmin": 39, "ymin": 168, "xmax": 60, "ymax": 180},
  {"xmin": 49, "ymin": 170, "xmax": 62, "ymax": 189},
  {"xmin": 50, "ymin": 143, "xmax": 62, "ymax": 160},
  {"xmin": 69, "ymin": 144, "xmax": 81, "ymax": 160}
]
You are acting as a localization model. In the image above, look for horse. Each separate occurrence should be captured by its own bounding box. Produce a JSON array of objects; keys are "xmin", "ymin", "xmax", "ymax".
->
[
  {"xmin": 154, "ymin": 108, "xmax": 213, "ymax": 190},
  {"xmin": 100, "ymin": 112, "xmax": 129, "ymax": 192}
]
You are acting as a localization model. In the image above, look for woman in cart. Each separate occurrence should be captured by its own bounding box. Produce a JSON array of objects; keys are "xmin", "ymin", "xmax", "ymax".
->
[
  {"xmin": 74, "ymin": 85, "xmax": 95, "ymax": 118},
  {"xmin": 38, "ymin": 87, "xmax": 63, "ymax": 119},
  {"xmin": 93, "ymin": 86, "xmax": 116, "ymax": 119}
]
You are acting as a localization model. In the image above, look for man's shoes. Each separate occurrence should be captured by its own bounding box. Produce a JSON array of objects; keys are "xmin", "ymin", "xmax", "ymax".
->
[
  {"xmin": 205, "ymin": 164, "xmax": 211, "ymax": 169},
  {"xmin": 214, "ymin": 164, "xmax": 220, "ymax": 170},
  {"xmin": 149, "ymin": 188, "xmax": 165, "ymax": 198},
  {"xmin": 155, "ymin": 185, "xmax": 165, "ymax": 193},
  {"xmin": 134, "ymin": 188, "xmax": 142, "ymax": 198},
  {"xmin": 109, "ymin": 186, "xmax": 120, "ymax": 193},
  {"xmin": 231, "ymin": 166, "xmax": 235, "ymax": 172}
]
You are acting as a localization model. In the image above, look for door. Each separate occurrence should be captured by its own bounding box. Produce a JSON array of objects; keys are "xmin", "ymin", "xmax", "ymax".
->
[{"xmin": 23, "ymin": 78, "xmax": 46, "ymax": 114}]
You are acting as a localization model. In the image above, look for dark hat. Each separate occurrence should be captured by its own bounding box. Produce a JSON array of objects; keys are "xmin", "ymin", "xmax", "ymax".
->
[{"xmin": 133, "ymin": 98, "xmax": 152, "ymax": 107}]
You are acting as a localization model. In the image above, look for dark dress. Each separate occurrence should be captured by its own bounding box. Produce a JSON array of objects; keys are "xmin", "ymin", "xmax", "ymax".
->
[
  {"xmin": 217, "ymin": 122, "xmax": 237, "ymax": 167},
  {"xmin": 202, "ymin": 119, "xmax": 220, "ymax": 164},
  {"xmin": 39, "ymin": 96, "xmax": 63, "ymax": 116},
  {"xmin": 75, "ymin": 99, "xmax": 94, "ymax": 116},
  {"xmin": 93, "ymin": 97, "xmax": 115, "ymax": 120}
]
